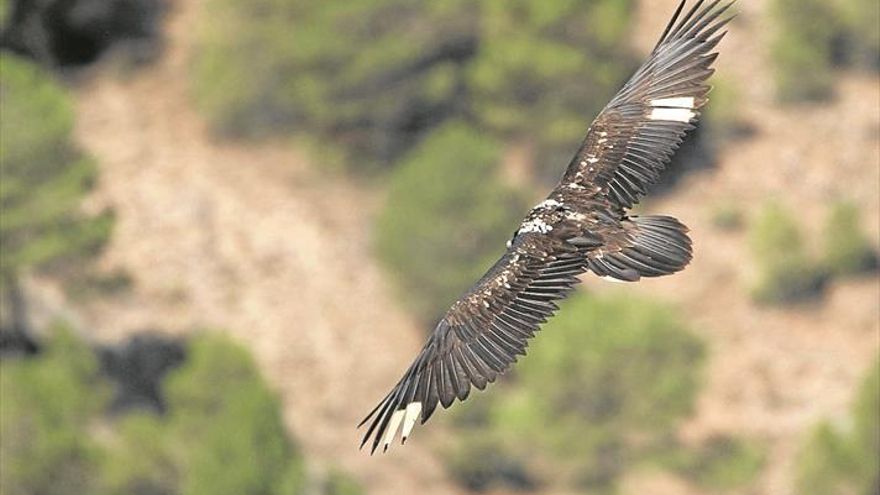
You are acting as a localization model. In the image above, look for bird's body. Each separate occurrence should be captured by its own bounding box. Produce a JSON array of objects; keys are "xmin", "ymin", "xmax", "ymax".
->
[{"xmin": 360, "ymin": 0, "xmax": 734, "ymax": 453}]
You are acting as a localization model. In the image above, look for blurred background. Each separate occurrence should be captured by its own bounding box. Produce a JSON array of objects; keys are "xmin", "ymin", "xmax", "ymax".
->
[{"xmin": 0, "ymin": 0, "xmax": 878, "ymax": 494}]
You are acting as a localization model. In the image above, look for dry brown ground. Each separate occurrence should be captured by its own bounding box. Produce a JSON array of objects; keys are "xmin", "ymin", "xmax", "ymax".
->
[
  {"xmin": 64, "ymin": 0, "xmax": 459, "ymax": 493},
  {"xmin": 623, "ymin": 2, "xmax": 880, "ymax": 493},
  {"xmin": 43, "ymin": 0, "xmax": 879, "ymax": 494}
]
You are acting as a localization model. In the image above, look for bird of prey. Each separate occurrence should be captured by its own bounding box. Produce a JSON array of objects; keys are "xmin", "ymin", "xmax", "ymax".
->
[{"xmin": 360, "ymin": 0, "xmax": 734, "ymax": 453}]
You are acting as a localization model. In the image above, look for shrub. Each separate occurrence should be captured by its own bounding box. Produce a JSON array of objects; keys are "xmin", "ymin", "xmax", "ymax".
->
[
  {"xmin": 709, "ymin": 201, "xmax": 745, "ymax": 232},
  {"xmin": 1, "ymin": 327, "xmax": 344, "ymax": 495},
  {"xmin": 193, "ymin": 0, "xmax": 478, "ymax": 167},
  {"xmin": 98, "ymin": 413, "xmax": 178, "ymax": 495},
  {"xmin": 795, "ymin": 357, "xmax": 879, "ymax": 495},
  {"xmin": 165, "ymin": 333, "xmax": 306, "ymax": 495},
  {"xmin": 770, "ymin": 0, "xmax": 879, "ymax": 102},
  {"xmin": 443, "ymin": 432, "xmax": 536, "ymax": 492},
  {"xmin": 0, "ymin": 53, "xmax": 113, "ymax": 338},
  {"xmin": 704, "ymin": 77, "xmax": 750, "ymax": 142},
  {"xmin": 193, "ymin": 0, "xmax": 636, "ymax": 171},
  {"xmin": 770, "ymin": 0, "xmax": 838, "ymax": 102},
  {"xmin": 321, "ymin": 469, "xmax": 364, "ymax": 495},
  {"xmin": 375, "ymin": 122, "xmax": 526, "ymax": 322},
  {"xmin": 822, "ymin": 201, "xmax": 877, "ymax": 277},
  {"xmin": 835, "ymin": 0, "xmax": 880, "ymax": 69},
  {"xmin": 748, "ymin": 203, "xmax": 827, "ymax": 305},
  {"xmin": 666, "ymin": 435, "xmax": 766, "ymax": 491},
  {"xmin": 446, "ymin": 293, "xmax": 706, "ymax": 492},
  {"xmin": 0, "ymin": 323, "xmax": 108, "ymax": 495},
  {"xmin": 467, "ymin": 0, "xmax": 636, "ymax": 179}
]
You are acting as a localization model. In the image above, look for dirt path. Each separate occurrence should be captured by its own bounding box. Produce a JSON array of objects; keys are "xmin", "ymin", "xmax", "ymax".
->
[{"xmin": 69, "ymin": 1, "xmax": 461, "ymax": 492}]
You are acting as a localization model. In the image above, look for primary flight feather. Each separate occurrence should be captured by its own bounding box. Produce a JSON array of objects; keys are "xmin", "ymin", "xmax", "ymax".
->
[{"xmin": 359, "ymin": 0, "xmax": 735, "ymax": 454}]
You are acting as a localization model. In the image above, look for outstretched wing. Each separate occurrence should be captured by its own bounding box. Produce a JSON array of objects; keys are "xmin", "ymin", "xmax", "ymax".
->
[
  {"xmin": 560, "ymin": 0, "xmax": 735, "ymax": 209},
  {"xmin": 358, "ymin": 232, "xmax": 599, "ymax": 453}
]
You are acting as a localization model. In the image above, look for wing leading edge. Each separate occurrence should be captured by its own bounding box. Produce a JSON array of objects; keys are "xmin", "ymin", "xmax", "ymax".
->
[{"xmin": 358, "ymin": 0, "xmax": 734, "ymax": 452}]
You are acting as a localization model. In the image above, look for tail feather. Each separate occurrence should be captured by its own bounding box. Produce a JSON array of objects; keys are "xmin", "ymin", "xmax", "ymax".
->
[{"xmin": 589, "ymin": 215, "xmax": 693, "ymax": 282}]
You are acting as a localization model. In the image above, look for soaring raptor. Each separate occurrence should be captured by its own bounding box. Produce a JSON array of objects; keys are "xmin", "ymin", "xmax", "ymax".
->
[{"xmin": 360, "ymin": 0, "xmax": 734, "ymax": 453}]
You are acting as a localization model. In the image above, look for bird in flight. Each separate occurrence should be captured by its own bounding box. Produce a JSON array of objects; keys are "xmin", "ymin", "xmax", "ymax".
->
[{"xmin": 360, "ymin": 0, "xmax": 735, "ymax": 454}]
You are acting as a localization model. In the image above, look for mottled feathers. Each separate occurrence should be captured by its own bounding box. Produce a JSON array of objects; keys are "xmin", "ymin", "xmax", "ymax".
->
[{"xmin": 359, "ymin": 0, "xmax": 733, "ymax": 453}]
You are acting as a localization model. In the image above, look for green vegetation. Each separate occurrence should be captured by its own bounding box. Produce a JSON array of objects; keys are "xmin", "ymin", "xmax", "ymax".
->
[
  {"xmin": 795, "ymin": 357, "xmax": 879, "ymax": 495},
  {"xmin": 748, "ymin": 203, "xmax": 826, "ymax": 305},
  {"xmin": 0, "ymin": 324, "xmax": 108, "ymax": 495},
  {"xmin": 770, "ymin": 0, "xmax": 838, "ymax": 102},
  {"xmin": 836, "ymin": 0, "xmax": 880, "ymax": 69},
  {"xmin": 193, "ymin": 0, "xmax": 636, "ymax": 171},
  {"xmin": 771, "ymin": 0, "xmax": 879, "ymax": 102},
  {"xmin": 747, "ymin": 200, "xmax": 877, "ymax": 306},
  {"xmin": 704, "ymin": 77, "xmax": 748, "ymax": 142},
  {"xmin": 0, "ymin": 53, "xmax": 113, "ymax": 276},
  {"xmin": 467, "ymin": 0, "xmax": 635, "ymax": 178},
  {"xmin": 822, "ymin": 201, "xmax": 877, "ymax": 277},
  {"xmin": 445, "ymin": 293, "xmax": 706, "ymax": 493},
  {"xmin": 666, "ymin": 435, "xmax": 766, "ymax": 492},
  {"xmin": 375, "ymin": 123, "xmax": 526, "ymax": 321},
  {"xmin": 444, "ymin": 433, "xmax": 535, "ymax": 492},
  {"xmin": 194, "ymin": 0, "xmax": 478, "ymax": 166},
  {"xmin": 709, "ymin": 201, "xmax": 745, "ymax": 232},
  {"xmin": 322, "ymin": 469, "xmax": 365, "ymax": 495},
  {"xmin": 164, "ymin": 333, "xmax": 304, "ymax": 495},
  {"xmin": 0, "ymin": 53, "xmax": 113, "ymax": 339},
  {"xmin": 99, "ymin": 412, "xmax": 178, "ymax": 495},
  {"xmin": 0, "ymin": 326, "xmax": 359, "ymax": 495},
  {"xmin": 0, "ymin": 0, "xmax": 8, "ymax": 27}
]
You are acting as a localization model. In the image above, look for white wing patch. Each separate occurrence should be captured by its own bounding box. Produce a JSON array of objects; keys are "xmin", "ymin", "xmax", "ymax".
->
[
  {"xmin": 649, "ymin": 97, "xmax": 697, "ymax": 123},
  {"xmin": 649, "ymin": 107, "xmax": 696, "ymax": 123}
]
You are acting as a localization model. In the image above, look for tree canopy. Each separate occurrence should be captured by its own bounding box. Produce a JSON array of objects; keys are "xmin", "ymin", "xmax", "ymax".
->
[
  {"xmin": 446, "ymin": 293, "xmax": 706, "ymax": 492},
  {"xmin": 0, "ymin": 53, "xmax": 113, "ymax": 285},
  {"xmin": 194, "ymin": 0, "xmax": 636, "ymax": 171},
  {"xmin": 796, "ymin": 357, "xmax": 879, "ymax": 495},
  {"xmin": 0, "ymin": 326, "xmax": 358, "ymax": 495},
  {"xmin": 375, "ymin": 122, "xmax": 526, "ymax": 322}
]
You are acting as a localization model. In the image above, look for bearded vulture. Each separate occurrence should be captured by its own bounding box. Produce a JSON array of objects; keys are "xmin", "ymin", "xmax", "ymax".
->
[{"xmin": 360, "ymin": 0, "xmax": 735, "ymax": 453}]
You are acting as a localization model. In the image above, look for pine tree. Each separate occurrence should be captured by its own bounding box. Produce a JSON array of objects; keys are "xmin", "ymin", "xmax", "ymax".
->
[
  {"xmin": 446, "ymin": 293, "xmax": 706, "ymax": 492},
  {"xmin": 375, "ymin": 122, "xmax": 526, "ymax": 322},
  {"xmin": 0, "ymin": 53, "xmax": 112, "ymax": 351},
  {"xmin": 194, "ymin": 0, "xmax": 636, "ymax": 171}
]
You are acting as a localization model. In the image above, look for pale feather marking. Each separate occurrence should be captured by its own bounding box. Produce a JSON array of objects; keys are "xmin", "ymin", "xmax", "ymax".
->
[
  {"xmin": 649, "ymin": 107, "xmax": 696, "ymax": 123},
  {"xmin": 382, "ymin": 409, "xmax": 406, "ymax": 450},
  {"xmin": 401, "ymin": 402, "xmax": 422, "ymax": 442}
]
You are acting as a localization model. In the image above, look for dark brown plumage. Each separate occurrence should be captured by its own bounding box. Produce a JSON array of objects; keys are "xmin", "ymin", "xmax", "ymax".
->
[{"xmin": 359, "ymin": 0, "xmax": 734, "ymax": 454}]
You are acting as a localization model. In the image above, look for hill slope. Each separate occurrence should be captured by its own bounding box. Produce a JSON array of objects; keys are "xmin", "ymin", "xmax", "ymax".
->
[
  {"xmin": 54, "ymin": 0, "xmax": 879, "ymax": 493},
  {"xmin": 67, "ymin": 1, "xmax": 456, "ymax": 492}
]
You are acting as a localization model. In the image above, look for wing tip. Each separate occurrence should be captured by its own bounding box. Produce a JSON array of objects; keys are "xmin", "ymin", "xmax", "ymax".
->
[
  {"xmin": 654, "ymin": 0, "xmax": 738, "ymax": 51},
  {"xmin": 359, "ymin": 400, "xmax": 425, "ymax": 454}
]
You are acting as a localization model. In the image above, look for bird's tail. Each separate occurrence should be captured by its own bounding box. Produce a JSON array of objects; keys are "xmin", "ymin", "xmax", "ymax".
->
[{"xmin": 588, "ymin": 215, "xmax": 693, "ymax": 282}]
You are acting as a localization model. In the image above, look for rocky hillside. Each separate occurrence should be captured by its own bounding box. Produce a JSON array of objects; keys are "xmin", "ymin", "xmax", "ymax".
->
[{"xmin": 30, "ymin": 0, "xmax": 878, "ymax": 493}]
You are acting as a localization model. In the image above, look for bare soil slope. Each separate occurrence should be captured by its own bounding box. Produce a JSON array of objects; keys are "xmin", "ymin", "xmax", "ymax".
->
[
  {"xmin": 61, "ymin": 0, "xmax": 879, "ymax": 494},
  {"xmin": 68, "ymin": 1, "xmax": 458, "ymax": 492},
  {"xmin": 620, "ymin": 1, "xmax": 880, "ymax": 493}
]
